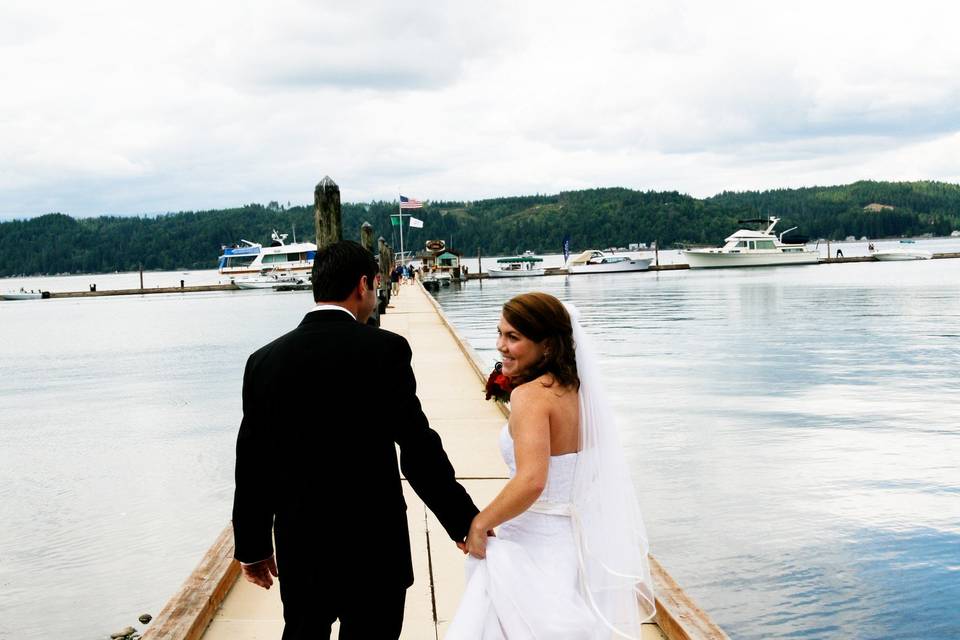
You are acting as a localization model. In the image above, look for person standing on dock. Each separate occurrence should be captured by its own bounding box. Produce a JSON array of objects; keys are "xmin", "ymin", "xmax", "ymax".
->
[{"xmin": 232, "ymin": 240, "xmax": 479, "ymax": 640}]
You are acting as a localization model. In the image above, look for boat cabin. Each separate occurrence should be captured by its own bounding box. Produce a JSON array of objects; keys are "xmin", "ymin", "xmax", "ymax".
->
[{"xmin": 496, "ymin": 256, "xmax": 543, "ymax": 271}]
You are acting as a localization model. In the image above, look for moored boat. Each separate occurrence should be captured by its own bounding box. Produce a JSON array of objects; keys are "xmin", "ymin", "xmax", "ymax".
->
[
  {"xmin": 2, "ymin": 288, "xmax": 45, "ymax": 300},
  {"xmin": 234, "ymin": 271, "xmax": 308, "ymax": 290},
  {"xmin": 567, "ymin": 250, "xmax": 652, "ymax": 274},
  {"xmin": 871, "ymin": 248, "xmax": 933, "ymax": 261},
  {"xmin": 487, "ymin": 255, "xmax": 545, "ymax": 278},
  {"xmin": 682, "ymin": 217, "xmax": 819, "ymax": 268},
  {"xmin": 218, "ymin": 230, "xmax": 316, "ymax": 278}
]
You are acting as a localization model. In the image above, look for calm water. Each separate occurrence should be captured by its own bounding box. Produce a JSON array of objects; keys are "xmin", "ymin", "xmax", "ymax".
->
[
  {"xmin": 431, "ymin": 254, "xmax": 960, "ymax": 640},
  {"xmin": 0, "ymin": 275, "xmax": 314, "ymax": 640},
  {"xmin": 2, "ymin": 247, "xmax": 959, "ymax": 639}
]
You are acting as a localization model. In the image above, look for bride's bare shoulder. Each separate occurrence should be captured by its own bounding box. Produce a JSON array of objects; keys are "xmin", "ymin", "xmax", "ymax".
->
[{"xmin": 511, "ymin": 375, "xmax": 574, "ymax": 406}]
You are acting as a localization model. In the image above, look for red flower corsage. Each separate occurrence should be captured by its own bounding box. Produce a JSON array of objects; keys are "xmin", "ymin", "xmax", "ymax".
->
[{"xmin": 485, "ymin": 362, "xmax": 513, "ymax": 402}]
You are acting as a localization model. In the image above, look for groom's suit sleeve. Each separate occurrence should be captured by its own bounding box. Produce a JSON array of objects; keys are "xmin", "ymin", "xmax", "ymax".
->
[
  {"xmin": 232, "ymin": 354, "xmax": 275, "ymax": 563},
  {"xmin": 390, "ymin": 336, "xmax": 479, "ymax": 542}
]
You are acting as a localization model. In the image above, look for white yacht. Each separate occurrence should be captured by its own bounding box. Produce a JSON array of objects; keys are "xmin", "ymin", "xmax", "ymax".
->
[
  {"xmin": 567, "ymin": 250, "xmax": 652, "ymax": 274},
  {"xmin": 682, "ymin": 217, "xmax": 818, "ymax": 268},
  {"xmin": 487, "ymin": 255, "xmax": 545, "ymax": 278},
  {"xmin": 218, "ymin": 230, "xmax": 316, "ymax": 278}
]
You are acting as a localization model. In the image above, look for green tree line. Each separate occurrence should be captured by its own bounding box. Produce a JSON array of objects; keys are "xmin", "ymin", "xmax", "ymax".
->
[{"xmin": 1, "ymin": 180, "xmax": 958, "ymax": 276}]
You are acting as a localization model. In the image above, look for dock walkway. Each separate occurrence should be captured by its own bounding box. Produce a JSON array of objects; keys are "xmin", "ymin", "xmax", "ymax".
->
[{"xmin": 147, "ymin": 282, "xmax": 724, "ymax": 640}]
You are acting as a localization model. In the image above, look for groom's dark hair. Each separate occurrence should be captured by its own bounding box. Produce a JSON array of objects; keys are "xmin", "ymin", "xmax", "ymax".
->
[{"xmin": 312, "ymin": 241, "xmax": 379, "ymax": 302}]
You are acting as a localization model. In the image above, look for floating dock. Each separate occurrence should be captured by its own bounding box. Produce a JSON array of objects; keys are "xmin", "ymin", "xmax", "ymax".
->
[{"xmin": 142, "ymin": 281, "xmax": 728, "ymax": 640}]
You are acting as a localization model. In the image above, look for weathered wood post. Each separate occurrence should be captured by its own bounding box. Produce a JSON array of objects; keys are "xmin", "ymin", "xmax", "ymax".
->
[
  {"xmin": 477, "ymin": 247, "xmax": 482, "ymax": 276},
  {"xmin": 360, "ymin": 221, "xmax": 375, "ymax": 253},
  {"xmin": 359, "ymin": 222, "xmax": 381, "ymax": 326},
  {"xmin": 378, "ymin": 237, "xmax": 392, "ymax": 306},
  {"xmin": 314, "ymin": 176, "xmax": 342, "ymax": 248}
]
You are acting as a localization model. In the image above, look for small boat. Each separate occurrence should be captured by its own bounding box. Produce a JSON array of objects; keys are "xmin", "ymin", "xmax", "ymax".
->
[
  {"xmin": 567, "ymin": 250, "xmax": 651, "ymax": 274},
  {"xmin": 234, "ymin": 271, "xmax": 308, "ymax": 290},
  {"xmin": 2, "ymin": 288, "xmax": 44, "ymax": 300},
  {"xmin": 487, "ymin": 255, "xmax": 545, "ymax": 278},
  {"xmin": 422, "ymin": 274, "xmax": 441, "ymax": 292},
  {"xmin": 871, "ymin": 248, "xmax": 932, "ymax": 261},
  {"xmin": 682, "ymin": 217, "xmax": 819, "ymax": 268}
]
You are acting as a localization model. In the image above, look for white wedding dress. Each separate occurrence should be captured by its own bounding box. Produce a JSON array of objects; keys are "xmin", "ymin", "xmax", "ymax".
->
[
  {"xmin": 446, "ymin": 303, "xmax": 656, "ymax": 640},
  {"xmin": 445, "ymin": 425, "xmax": 599, "ymax": 639}
]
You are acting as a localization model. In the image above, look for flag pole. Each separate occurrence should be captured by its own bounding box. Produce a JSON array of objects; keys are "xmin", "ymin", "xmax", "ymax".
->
[{"xmin": 398, "ymin": 188, "xmax": 405, "ymax": 266}]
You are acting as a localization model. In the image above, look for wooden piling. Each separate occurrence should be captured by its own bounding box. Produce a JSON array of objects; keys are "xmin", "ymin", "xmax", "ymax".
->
[
  {"xmin": 359, "ymin": 221, "xmax": 375, "ymax": 253},
  {"xmin": 314, "ymin": 176, "xmax": 342, "ymax": 248}
]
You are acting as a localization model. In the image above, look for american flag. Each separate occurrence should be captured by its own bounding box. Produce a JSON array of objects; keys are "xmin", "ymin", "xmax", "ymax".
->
[{"xmin": 400, "ymin": 195, "xmax": 423, "ymax": 209}]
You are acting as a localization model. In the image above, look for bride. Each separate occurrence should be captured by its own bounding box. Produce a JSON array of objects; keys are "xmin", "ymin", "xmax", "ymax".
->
[{"xmin": 446, "ymin": 292, "xmax": 656, "ymax": 639}]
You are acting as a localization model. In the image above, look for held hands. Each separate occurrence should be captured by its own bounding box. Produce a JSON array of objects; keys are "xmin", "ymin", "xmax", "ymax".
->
[
  {"xmin": 462, "ymin": 519, "xmax": 496, "ymax": 559},
  {"xmin": 241, "ymin": 556, "xmax": 279, "ymax": 590}
]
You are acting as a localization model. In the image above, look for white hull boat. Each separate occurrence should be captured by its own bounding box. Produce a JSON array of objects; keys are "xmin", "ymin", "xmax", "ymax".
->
[
  {"xmin": 872, "ymin": 249, "xmax": 932, "ymax": 261},
  {"xmin": 2, "ymin": 290, "xmax": 44, "ymax": 300},
  {"xmin": 682, "ymin": 217, "xmax": 818, "ymax": 268},
  {"xmin": 487, "ymin": 268, "xmax": 546, "ymax": 278},
  {"xmin": 219, "ymin": 230, "xmax": 316, "ymax": 277},
  {"xmin": 235, "ymin": 273, "xmax": 308, "ymax": 289},
  {"xmin": 567, "ymin": 250, "xmax": 652, "ymax": 274},
  {"xmin": 487, "ymin": 254, "xmax": 545, "ymax": 278}
]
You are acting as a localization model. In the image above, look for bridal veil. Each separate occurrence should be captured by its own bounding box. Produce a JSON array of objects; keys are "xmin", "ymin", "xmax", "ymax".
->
[{"xmin": 565, "ymin": 302, "xmax": 656, "ymax": 637}]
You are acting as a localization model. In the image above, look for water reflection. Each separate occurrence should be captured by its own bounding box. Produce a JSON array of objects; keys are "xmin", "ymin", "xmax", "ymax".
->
[{"xmin": 432, "ymin": 261, "xmax": 960, "ymax": 639}]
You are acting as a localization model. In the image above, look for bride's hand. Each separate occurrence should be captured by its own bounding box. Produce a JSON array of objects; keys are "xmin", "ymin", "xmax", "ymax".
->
[{"xmin": 466, "ymin": 522, "xmax": 495, "ymax": 559}]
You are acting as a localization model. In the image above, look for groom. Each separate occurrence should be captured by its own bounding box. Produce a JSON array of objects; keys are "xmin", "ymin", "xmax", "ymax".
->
[{"xmin": 232, "ymin": 240, "xmax": 479, "ymax": 639}]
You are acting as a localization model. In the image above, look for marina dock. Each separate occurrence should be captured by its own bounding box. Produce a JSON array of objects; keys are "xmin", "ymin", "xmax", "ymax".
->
[
  {"xmin": 5, "ymin": 249, "xmax": 960, "ymax": 301},
  {"xmin": 143, "ymin": 281, "xmax": 728, "ymax": 640}
]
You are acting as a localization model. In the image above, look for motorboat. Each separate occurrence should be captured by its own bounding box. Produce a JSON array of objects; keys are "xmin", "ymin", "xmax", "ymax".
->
[
  {"xmin": 234, "ymin": 271, "xmax": 308, "ymax": 290},
  {"xmin": 871, "ymin": 248, "xmax": 932, "ymax": 261},
  {"xmin": 682, "ymin": 217, "xmax": 819, "ymax": 268},
  {"xmin": 567, "ymin": 250, "xmax": 652, "ymax": 274},
  {"xmin": 2, "ymin": 288, "xmax": 45, "ymax": 300},
  {"xmin": 218, "ymin": 230, "xmax": 316, "ymax": 278},
  {"xmin": 487, "ymin": 255, "xmax": 545, "ymax": 278},
  {"xmin": 421, "ymin": 273, "xmax": 441, "ymax": 292}
]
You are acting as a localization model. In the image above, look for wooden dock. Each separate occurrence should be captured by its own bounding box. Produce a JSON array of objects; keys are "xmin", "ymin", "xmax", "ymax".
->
[
  {"xmin": 48, "ymin": 284, "xmax": 238, "ymax": 298},
  {"xmin": 140, "ymin": 282, "xmax": 726, "ymax": 640}
]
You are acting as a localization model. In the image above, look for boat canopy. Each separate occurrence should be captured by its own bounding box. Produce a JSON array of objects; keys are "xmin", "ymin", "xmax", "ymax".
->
[
  {"xmin": 724, "ymin": 229, "xmax": 777, "ymax": 242},
  {"xmin": 568, "ymin": 250, "xmax": 602, "ymax": 265},
  {"xmin": 497, "ymin": 256, "xmax": 543, "ymax": 263}
]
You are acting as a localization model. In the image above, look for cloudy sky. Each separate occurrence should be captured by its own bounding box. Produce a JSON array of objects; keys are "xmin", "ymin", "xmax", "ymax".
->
[{"xmin": 2, "ymin": 0, "xmax": 960, "ymax": 219}]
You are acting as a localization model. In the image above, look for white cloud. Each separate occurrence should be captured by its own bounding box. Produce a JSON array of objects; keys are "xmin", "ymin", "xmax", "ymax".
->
[{"xmin": 2, "ymin": 0, "xmax": 960, "ymax": 218}]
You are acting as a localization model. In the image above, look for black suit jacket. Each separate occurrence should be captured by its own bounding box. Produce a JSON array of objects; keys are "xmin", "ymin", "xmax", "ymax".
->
[{"xmin": 232, "ymin": 309, "xmax": 478, "ymax": 589}]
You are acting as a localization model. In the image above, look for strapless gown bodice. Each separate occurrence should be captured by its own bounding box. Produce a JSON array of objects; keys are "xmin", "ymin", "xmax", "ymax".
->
[{"xmin": 498, "ymin": 423, "xmax": 577, "ymax": 507}]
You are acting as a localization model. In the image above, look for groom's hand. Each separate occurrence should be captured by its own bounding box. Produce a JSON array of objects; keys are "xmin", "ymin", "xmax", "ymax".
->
[{"xmin": 242, "ymin": 556, "xmax": 279, "ymax": 590}]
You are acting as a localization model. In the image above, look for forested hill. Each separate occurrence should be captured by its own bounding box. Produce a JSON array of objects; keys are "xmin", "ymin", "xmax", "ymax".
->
[{"xmin": 1, "ymin": 180, "xmax": 959, "ymax": 276}]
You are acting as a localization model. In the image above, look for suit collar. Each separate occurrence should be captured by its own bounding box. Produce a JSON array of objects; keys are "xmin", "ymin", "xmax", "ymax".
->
[
  {"xmin": 310, "ymin": 304, "xmax": 356, "ymax": 320},
  {"xmin": 300, "ymin": 308, "xmax": 357, "ymax": 326}
]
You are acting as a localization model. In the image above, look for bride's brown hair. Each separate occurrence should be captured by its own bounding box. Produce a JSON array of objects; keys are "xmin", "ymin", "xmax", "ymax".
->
[{"xmin": 502, "ymin": 292, "xmax": 579, "ymax": 390}]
